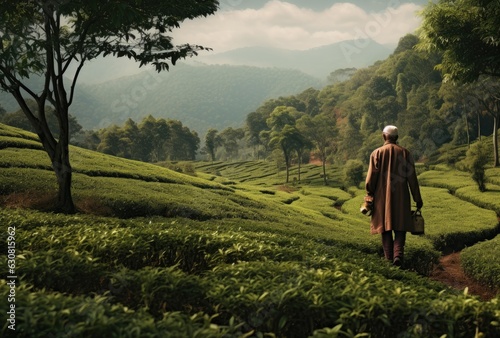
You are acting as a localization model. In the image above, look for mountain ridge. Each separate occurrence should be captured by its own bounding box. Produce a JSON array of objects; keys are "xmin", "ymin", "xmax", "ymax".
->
[{"xmin": 189, "ymin": 39, "xmax": 393, "ymax": 78}]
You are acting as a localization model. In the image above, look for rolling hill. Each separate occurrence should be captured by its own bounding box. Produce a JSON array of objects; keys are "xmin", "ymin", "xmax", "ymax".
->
[{"xmin": 0, "ymin": 123, "xmax": 499, "ymax": 337}]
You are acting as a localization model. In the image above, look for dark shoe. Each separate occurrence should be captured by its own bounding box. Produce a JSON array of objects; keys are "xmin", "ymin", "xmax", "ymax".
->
[{"xmin": 393, "ymin": 257, "xmax": 402, "ymax": 267}]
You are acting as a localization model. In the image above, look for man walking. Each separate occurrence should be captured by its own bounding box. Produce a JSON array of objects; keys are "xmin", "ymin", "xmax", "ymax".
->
[{"xmin": 365, "ymin": 125, "xmax": 423, "ymax": 266}]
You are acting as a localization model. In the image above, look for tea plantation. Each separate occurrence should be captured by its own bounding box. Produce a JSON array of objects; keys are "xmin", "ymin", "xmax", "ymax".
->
[{"xmin": 0, "ymin": 123, "xmax": 499, "ymax": 337}]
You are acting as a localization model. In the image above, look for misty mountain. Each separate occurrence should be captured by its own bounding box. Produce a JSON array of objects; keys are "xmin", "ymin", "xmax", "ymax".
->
[
  {"xmin": 191, "ymin": 40, "xmax": 393, "ymax": 79},
  {"xmin": 0, "ymin": 39, "xmax": 393, "ymax": 137},
  {"xmin": 68, "ymin": 63, "xmax": 324, "ymax": 135}
]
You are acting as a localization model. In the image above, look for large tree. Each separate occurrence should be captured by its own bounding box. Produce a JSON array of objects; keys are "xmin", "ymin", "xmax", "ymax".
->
[
  {"xmin": 204, "ymin": 128, "xmax": 221, "ymax": 162},
  {"xmin": 0, "ymin": 0, "xmax": 219, "ymax": 213},
  {"xmin": 418, "ymin": 0, "xmax": 500, "ymax": 83},
  {"xmin": 418, "ymin": 0, "xmax": 500, "ymax": 167},
  {"xmin": 297, "ymin": 113, "xmax": 337, "ymax": 185}
]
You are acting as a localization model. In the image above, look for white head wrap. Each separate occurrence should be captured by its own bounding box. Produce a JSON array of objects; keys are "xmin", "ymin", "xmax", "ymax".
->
[{"xmin": 383, "ymin": 125, "xmax": 398, "ymax": 136}]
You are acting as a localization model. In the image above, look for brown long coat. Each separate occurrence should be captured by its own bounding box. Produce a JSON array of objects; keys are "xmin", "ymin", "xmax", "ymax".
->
[{"xmin": 365, "ymin": 140, "xmax": 422, "ymax": 234}]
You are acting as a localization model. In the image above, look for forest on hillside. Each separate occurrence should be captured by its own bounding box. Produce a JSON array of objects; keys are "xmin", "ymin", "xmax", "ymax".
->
[
  {"xmin": 1, "ymin": 34, "xmax": 499, "ymax": 175},
  {"xmin": 204, "ymin": 34, "xmax": 499, "ymax": 170}
]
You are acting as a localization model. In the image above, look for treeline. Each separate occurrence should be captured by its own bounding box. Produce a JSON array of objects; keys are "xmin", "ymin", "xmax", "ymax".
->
[
  {"xmin": 0, "ymin": 106, "xmax": 199, "ymax": 161},
  {"xmin": 74, "ymin": 115, "xmax": 199, "ymax": 161}
]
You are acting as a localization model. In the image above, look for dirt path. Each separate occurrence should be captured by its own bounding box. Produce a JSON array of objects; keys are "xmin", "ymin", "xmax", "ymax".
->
[{"xmin": 429, "ymin": 252, "xmax": 498, "ymax": 301}]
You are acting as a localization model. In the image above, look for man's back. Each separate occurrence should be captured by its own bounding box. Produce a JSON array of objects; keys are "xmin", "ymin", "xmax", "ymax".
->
[{"xmin": 365, "ymin": 140, "xmax": 421, "ymax": 234}]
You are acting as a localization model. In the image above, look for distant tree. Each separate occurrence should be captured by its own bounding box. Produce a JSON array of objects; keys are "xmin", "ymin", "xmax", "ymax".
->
[
  {"xmin": 0, "ymin": 99, "xmax": 82, "ymax": 138},
  {"xmin": 137, "ymin": 115, "xmax": 158, "ymax": 162},
  {"xmin": 466, "ymin": 77, "xmax": 500, "ymax": 167},
  {"xmin": 297, "ymin": 113, "xmax": 337, "ymax": 185},
  {"xmin": 97, "ymin": 125, "xmax": 122, "ymax": 156},
  {"xmin": 266, "ymin": 106, "xmax": 301, "ymax": 131},
  {"xmin": 165, "ymin": 120, "xmax": 199, "ymax": 160},
  {"xmin": 122, "ymin": 118, "xmax": 143, "ymax": 160},
  {"xmin": 72, "ymin": 130, "xmax": 100, "ymax": 151},
  {"xmin": 245, "ymin": 111, "xmax": 269, "ymax": 160},
  {"xmin": 462, "ymin": 140, "xmax": 490, "ymax": 192},
  {"xmin": 296, "ymin": 88, "xmax": 321, "ymax": 117},
  {"xmin": 205, "ymin": 128, "xmax": 221, "ymax": 162},
  {"xmin": 269, "ymin": 125, "xmax": 305, "ymax": 184},
  {"xmin": 256, "ymin": 97, "xmax": 306, "ymax": 120},
  {"xmin": 0, "ymin": 0, "xmax": 218, "ymax": 213},
  {"xmin": 327, "ymin": 68, "xmax": 357, "ymax": 85},
  {"xmin": 293, "ymin": 131, "xmax": 312, "ymax": 183},
  {"xmin": 393, "ymin": 34, "xmax": 419, "ymax": 55},
  {"xmin": 336, "ymin": 114, "xmax": 364, "ymax": 162},
  {"xmin": 267, "ymin": 107, "xmax": 301, "ymax": 183},
  {"xmin": 219, "ymin": 127, "xmax": 244, "ymax": 160},
  {"xmin": 437, "ymin": 82, "xmax": 470, "ymax": 146},
  {"xmin": 395, "ymin": 73, "xmax": 409, "ymax": 109},
  {"xmin": 360, "ymin": 76, "xmax": 400, "ymax": 134},
  {"xmin": 151, "ymin": 118, "xmax": 170, "ymax": 162},
  {"xmin": 343, "ymin": 159, "xmax": 365, "ymax": 188}
]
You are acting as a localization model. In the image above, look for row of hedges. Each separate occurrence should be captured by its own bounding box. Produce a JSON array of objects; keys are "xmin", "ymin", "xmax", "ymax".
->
[
  {"xmin": 0, "ymin": 281, "xmax": 244, "ymax": 338},
  {"xmin": 461, "ymin": 236, "xmax": 500, "ymax": 289},
  {"xmin": 1, "ymin": 256, "xmax": 499, "ymax": 337},
  {"xmin": 1, "ymin": 207, "xmax": 499, "ymax": 337}
]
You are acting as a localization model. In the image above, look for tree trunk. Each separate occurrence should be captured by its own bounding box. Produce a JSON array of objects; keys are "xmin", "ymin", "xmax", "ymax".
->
[
  {"xmin": 53, "ymin": 153, "xmax": 75, "ymax": 213},
  {"xmin": 322, "ymin": 159, "xmax": 327, "ymax": 186},
  {"xmin": 44, "ymin": 125, "xmax": 76, "ymax": 214},
  {"xmin": 478, "ymin": 113, "xmax": 482, "ymax": 141},
  {"xmin": 493, "ymin": 114, "xmax": 499, "ymax": 167},
  {"xmin": 284, "ymin": 154, "xmax": 290, "ymax": 184},
  {"xmin": 464, "ymin": 106, "xmax": 470, "ymax": 148},
  {"xmin": 297, "ymin": 151, "xmax": 301, "ymax": 182}
]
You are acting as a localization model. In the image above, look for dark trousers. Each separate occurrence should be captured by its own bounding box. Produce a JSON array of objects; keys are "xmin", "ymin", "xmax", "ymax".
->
[{"xmin": 381, "ymin": 230, "xmax": 406, "ymax": 261}]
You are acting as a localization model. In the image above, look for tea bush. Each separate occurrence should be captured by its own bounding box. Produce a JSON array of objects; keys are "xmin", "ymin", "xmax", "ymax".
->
[
  {"xmin": 461, "ymin": 236, "xmax": 500, "ymax": 289},
  {"xmin": 0, "ymin": 281, "xmax": 246, "ymax": 338},
  {"xmin": 1, "ymin": 124, "xmax": 500, "ymax": 337}
]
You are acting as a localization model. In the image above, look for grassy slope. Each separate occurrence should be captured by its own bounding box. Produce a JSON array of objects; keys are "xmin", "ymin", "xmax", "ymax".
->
[{"xmin": 0, "ymin": 123, "xmax": 499, "ymax": 337}]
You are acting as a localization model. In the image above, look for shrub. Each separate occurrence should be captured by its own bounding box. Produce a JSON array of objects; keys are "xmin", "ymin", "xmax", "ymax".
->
[
  {"xmin": 343, "ymin": 160, "xmax": 365, "ymax": 188},
  {"xmin": 460, "ymin": 141, "xmax": 490, "ymax": 192},
  {"xmin": 0, "ymin": 281, "xmax": 246, "ymax": 338},
  {"xmin": 461, "ymin": 236, "xmax": 500, "ymax": 288}
]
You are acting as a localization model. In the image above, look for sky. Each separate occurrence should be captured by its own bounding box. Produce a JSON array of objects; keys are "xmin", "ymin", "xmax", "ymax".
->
[
  {"xmin": 81, "ymin": 0, "xmax": 428, "ymax": 83},
  {"xmin": 171, "ymin": 0, "xmax": 427, "ymax": 53}
]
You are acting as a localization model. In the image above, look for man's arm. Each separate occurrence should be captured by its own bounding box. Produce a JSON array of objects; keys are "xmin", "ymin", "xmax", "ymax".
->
[
  {"xmin": 406, "ymin": 151, "xmax": 423, "ymax": 208},
  {"xmin": 365, "ymin": 150, "xmax": 379, "ymax": 196}
]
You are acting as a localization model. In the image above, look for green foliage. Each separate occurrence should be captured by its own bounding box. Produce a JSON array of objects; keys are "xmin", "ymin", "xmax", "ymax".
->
[
  {"xmin": 0, "ymin": 281, "xmax": 245, "ymax": 338},
  {"xmin": 343, "ymin": 159, "xmax": 365, "ymax": 188},
  {"xmin": 95, "ymin": 116, "xmax": 200, "ymax": 162},
  {"xmin": 418, "ymin": 0, "xmax": 500, "ymax": 82},
  {"xmin": 1, "ymin": 125, "xmax": 500, "ymax": 337},
  {"xmin": 460, "ymin": 140, "xmax": 490, "ymax": 192},
  {"xmin": 461, "ymin": 236, "xmax": 500, "ymax": 289},
  {"xmin": 0, "ymin": 99, "xmax": 82, "ymax": 138}
]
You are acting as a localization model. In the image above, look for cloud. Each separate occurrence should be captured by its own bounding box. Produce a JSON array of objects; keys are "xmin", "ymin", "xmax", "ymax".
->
[{"xmin": 171, "ymin": 1, "xmax": 423, "ymax": 53}]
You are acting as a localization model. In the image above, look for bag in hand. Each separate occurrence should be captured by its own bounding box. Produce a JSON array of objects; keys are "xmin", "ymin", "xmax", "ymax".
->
[
  {"xmin": 360, "ymin": 195, "xmax": 373, "ymax": 216},
  {"xmin": 409, "ymin": 209, "xmax": 424, "ymax": 235}
]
